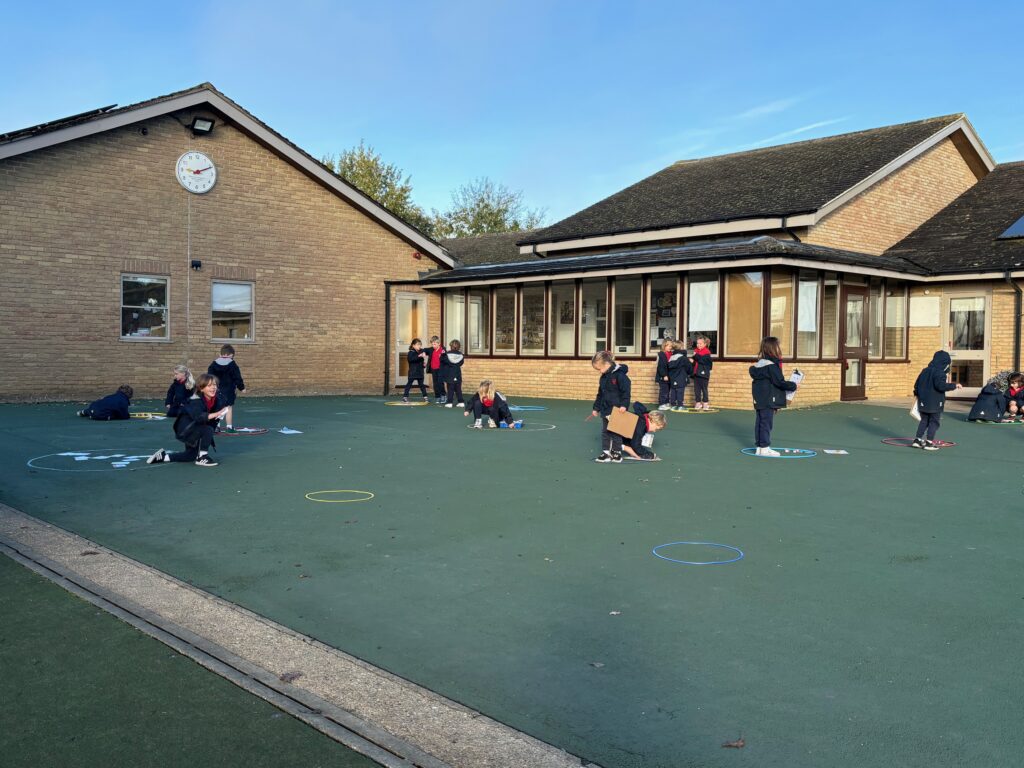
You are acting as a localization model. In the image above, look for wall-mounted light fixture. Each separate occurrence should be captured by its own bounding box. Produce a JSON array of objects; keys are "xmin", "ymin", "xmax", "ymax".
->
[
  {"xmin": 190, "ymin": 116, "xmax": 215, "ymax": 136},
  {"xmin": 191, "ymin": 259, "xmax": 202, "ymax": 271}
]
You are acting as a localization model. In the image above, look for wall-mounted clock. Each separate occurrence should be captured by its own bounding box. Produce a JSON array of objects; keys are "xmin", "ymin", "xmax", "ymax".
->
[{"xmin": 175, "ymin": 151, "xmax": 217, "ymax": 194}]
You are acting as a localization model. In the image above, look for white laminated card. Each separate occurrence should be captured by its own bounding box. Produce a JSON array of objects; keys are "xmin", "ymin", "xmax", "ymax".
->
[{"xmin": 787, "ymin": 369, "xmax": 803, "ymax": 402}]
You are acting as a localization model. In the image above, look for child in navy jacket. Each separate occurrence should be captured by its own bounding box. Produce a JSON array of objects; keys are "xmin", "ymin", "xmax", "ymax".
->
[
  {"xmin": 622, "ymin": 401, "xmax": 667, "ymax": 460},
  {"xmin": 591, "ymin": 351, "xmax": 632, "ymax": 463},
  {"xmin": 442, "ymin": 340, "xmax": 466, "ymax": 408},
  {"xmin": 691, "ymin": 335, "xmax": 713, "ymax": 409},
  {"xmin": 77, "ymin": 385, "xmax": 133, "ymax": 420},
  {"xmin": 912, "ymin": 350, "xmax": 962, "ymax": 449},
  {"xmin": 749, "ymin": 337, "xmax": 798, "ymax": 456},
  {"xmin": 1005, "ymin": 373, "xmax": 1024, "ymax": 420},
  {"xmin": 654, "ymin": 340, "xmax": 674, "ymax": 410},
  {"xmin": 208, "ymin": 344, "xmax": 246, "ymax": 432},
  {"xmin": 147, "ymin": 373, "xmax": 228, "ymax": 468},
  {"xmin": 464, "ymin": 380, "xmax": 520, "ymax": 428},
  {"xmin": 967, "ymin": 380, "xmax": 1009, "ymax": 422},
  {"xmin": 164, "ymin": 365, "xmax": 195, "ymax": 417},
  {"xmin": 403, "ymin": 338, "xmax": 429, "ymax": 402},
  {"xmin": 667, "ymin": 342, "xmax": 691, "ymax": 411}
]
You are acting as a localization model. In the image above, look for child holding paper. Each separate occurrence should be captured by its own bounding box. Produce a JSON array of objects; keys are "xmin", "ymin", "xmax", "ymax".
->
[
  {"xmin": 591, "ymin": 350, "xmax": 631, "ymax": 463},
  {"xmin": 912, "ymin": 351, "xmax": 962, "ymax": 449},
  {"xmin": 749, "ymin": 336, "xmax": 798, "ymax": 456}
]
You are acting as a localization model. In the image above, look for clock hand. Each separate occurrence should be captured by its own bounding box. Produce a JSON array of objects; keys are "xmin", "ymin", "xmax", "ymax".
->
[{"xmin": 191, "ymin": 166, "xmax": 212, "ymax": 174}]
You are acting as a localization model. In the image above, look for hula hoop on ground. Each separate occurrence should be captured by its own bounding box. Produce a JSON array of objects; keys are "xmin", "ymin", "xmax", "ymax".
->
[
  {"xmin": 509, "ymin": 405, "xmax": 547, "ymax": 411},
  {"xmin": 740, "ymin": 447, "xmax": 816, "ymax": 458},
  {"xmin": 882, "ymin": 437, "xmax": 956, "ymax": 448},
  {"xmin": 385, "ymin": 400, "xmax": 429, "ymax": 406},
  {"xmin": 130, "ymin": 412, "xmax": 167, "ymax": 419},
  {"xmin": 219, "ymin": 427, "xmax": 269, "ymax": 436},
  {"xmin": 305, "ymin": 490, "xmax": 375, "ymax": 503},
  {"xmin": 652, "ymin": 541, "xmax": 744, "ymax": 565},
  {"xmin": 673, "ymin": 407, "xmax": 720, "ymax": 414},
  {"xmin": 466, "ymin": 421, "xmax": 555, "ymax": 431}
]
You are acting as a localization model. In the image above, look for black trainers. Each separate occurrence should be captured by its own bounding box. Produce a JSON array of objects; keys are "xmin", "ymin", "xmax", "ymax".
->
[
  {"xmin": 194, "ymin": 454, "xmax": 219, "ymax": 467},
  {"xmin": 402, "ymin": 396, "xmax": 409, "ymax": 403},
  {"xmin": 923, "ymin": 441, "xmax": 940, "ymax": 451},
  {"xmin": 146, "ymin": 448, "xmax": 166, "ymax": 465},
  {"xmin": 595, "ymin": 452, "xmax": 612, "ymax": 463},
  {"xmin": 610, "ymin": 452, "xmax": 623, "ymax": 463},
  {"xmin": 77, "ymin": 410, "xmax": 88, "ymax": 418},
  {"xmin": 911, "ymin": 438, "xmax": 926, "ymax": 449}
]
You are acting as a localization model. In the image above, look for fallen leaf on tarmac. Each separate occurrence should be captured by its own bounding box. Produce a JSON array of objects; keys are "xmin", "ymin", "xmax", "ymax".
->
[
  {"xmin": 279, "ymin": 671, "xmax": 304, "ymax": 684},
  {"xmin": 590, "ymin": 662, "xmax": 605, "ymax": 668},
  {"xmin": 722, "ymin": 737, "xmax": 745, "ymax": 749},
  {"xmin": 609, "ymin": 611, "xmax": 622, "ymax": 616},
  {"xmin": 80, "ymin": 550, "xmax": 100, "ymax": 556}
]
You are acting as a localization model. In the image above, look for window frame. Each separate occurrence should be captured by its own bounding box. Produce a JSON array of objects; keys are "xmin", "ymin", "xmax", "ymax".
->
[
  {"xmin": 120, "ymin": 273, "xmax": 171, "ymax": 343},
  {"xmin": 519, "ymin": 282, "xmax": 547, "ymax": 356},
  {"xmin": 211, "ymin": 279, "xmax": 256, "ymax": 343},
  {"xmin": 723, "ymin": 268, "xmax": 765, "ymax": 358}
]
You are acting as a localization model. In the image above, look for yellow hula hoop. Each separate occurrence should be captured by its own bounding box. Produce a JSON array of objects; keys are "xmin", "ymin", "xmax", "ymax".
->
[{"xmin": 304, "ymin": 490, "xmax": 375, "ymax": 503}]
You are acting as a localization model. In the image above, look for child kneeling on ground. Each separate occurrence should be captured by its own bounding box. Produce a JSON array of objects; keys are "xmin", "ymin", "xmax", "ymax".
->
[
  {"xmin": 967, "ymin": 373, "xmax": 1020, "ymax": 421},
  {"xmin": 465, "ymin": 380, "xmax": 521, "ymax": 428},
  {"xmin": 591, "ymin": 350, "xmax": 631, "ymax": 463},
  {"xmin": 147, "ymin": 373, "xmax": 228, "ymax": 467},
  {"xmin": 912, "ymin": 350, "xmax": 962, "ymax": 449},
  {"xmin": 622, "ymin": 402, "xmax": 667, "ymax": 460},
  {"xmin": 749, "ymin": 336, "xmax": 798, "ymax": 456},
  {"xmin": 77, "ymin": 385, "xmax": 133, "ymax": 420}
]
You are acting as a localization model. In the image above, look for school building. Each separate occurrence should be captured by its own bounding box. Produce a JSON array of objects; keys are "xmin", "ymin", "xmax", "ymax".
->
[{"xmin": 2, "ymin": 83, "xmax": 1022, "ymax": 407}]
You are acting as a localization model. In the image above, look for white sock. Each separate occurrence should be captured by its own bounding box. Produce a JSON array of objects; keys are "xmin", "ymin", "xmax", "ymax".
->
[{"xmin": 198, "ymin": 450, "xmax": 208, "ymax": 458}]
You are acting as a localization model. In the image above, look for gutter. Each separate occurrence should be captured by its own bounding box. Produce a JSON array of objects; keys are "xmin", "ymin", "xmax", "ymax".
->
[{"xmin": 1006, "ymin": 271, "xmax": 1022, "ymax": 371}]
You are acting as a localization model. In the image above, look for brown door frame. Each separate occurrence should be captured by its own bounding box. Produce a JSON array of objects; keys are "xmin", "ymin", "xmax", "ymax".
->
[{"xmin": 840, "ymin": 283, "xmax": 868, "ymax": 400}]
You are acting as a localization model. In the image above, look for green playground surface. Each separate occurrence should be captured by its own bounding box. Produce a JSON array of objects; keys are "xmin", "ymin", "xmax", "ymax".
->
[
  {"xmin": 1, "ymin": 396, "xmax": 1023, "ymax": 768},
  {"xmin": 0, "ymin": 555, "xmax": 375, "ymax": 768}
]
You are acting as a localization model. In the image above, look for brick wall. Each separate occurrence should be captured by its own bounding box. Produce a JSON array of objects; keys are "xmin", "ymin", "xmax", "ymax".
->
[
  {"xmin": 804, "ymin": 137, "xmax": 980, "ymax": 255},
  {"xmin": 0, "ymin": 112, "xmax": 437, "ymax": 401}
]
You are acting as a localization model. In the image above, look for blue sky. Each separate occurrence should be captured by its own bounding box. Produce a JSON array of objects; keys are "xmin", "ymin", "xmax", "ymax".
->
[{"xmin": 3, "ymin": 1, "xmax": 1022, "ymax": 223}]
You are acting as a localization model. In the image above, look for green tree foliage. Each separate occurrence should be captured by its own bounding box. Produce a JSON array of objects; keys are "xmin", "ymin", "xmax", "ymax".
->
[
  {"xmin": 431, "ymin": 177, "xmax": 546, "ymax": 239},
  {"xmin": 321, "ymin": 141, "xmax": 435, "ymax": 236}
]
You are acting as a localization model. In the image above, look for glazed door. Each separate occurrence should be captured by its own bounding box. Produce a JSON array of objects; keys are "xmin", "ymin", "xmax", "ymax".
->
[
  {"xmin": 944, "ymin": 295, "xmax": 989, "ymax": 398},
  {"xmin": 395, "ymin": 294, "xmax": 426, "ymax": 386},
  {"xmin": 840, "ymin": 285, "xmax": 868, "ymax": 400}
]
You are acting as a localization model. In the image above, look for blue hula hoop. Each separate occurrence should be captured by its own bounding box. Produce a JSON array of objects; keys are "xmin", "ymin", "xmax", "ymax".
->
[
  {"xmin": 652, "ymin": 541, "xmax": 744, "ymax": 566},
  {"xmin": 740, "ymin": 447, "xmax": 816, "ymax": 458},
  {"xmin": 509, "ymin": 405, "xmax": 547, "ymax": 411}
]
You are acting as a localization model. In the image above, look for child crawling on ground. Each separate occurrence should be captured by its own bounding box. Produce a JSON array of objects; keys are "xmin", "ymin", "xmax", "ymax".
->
[
  {"xmin": 77, "ymin": 385, "xmax": 133, "ymax": 420},
  {"xmin": 464, "ymin": 380, "xmax": 521, "ymax": 429},
  {"xmin": 621, "ymin": 401, "xmax": 667, "ymax": 460}
]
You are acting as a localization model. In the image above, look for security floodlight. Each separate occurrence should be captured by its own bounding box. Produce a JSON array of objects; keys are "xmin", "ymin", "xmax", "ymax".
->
[{"xmin": 190, "ymin": 117, "xmax": 214, "ymax": 136}]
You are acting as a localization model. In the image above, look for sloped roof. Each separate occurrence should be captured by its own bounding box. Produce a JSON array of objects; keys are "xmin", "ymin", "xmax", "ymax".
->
[
  {"xmin": 422, "ymin": 236, "xmax": 927, "ymax": 284},
  {"xmin": 442, "ymin": 230, "xmax": 542, "ymax": 266},
  {"xmin": 886, "ymin": 162, "xmax": 1024, "ymax": 274},
  {"xmin": 521, "ymin": 114, "xmax": 978, "ymax": 246},
  {"xmin": 0, "ymin": 83, "xmax": 454, "ymax": 267}
]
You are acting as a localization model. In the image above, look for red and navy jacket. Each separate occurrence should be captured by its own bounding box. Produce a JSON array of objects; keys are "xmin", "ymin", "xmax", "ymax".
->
[
  {"xmin": 624, "ymin": 401, "xmax": 653, "ymax": 447},
  {"xmin": 427, "ymin": 346, "xmax": 448, "ymax": 373},
  {"xmin": 164, "ymin": 380, "xmax": 194, "ymax": 416},
  {"xmin": 1007, "ymin": 384, "xmax": 1024, "ymax": 409},
  {"xmin": 654, "ymin": 350, "xmax": 672, "ymax": 381},
  {"xmin": 692, "ymin": 347, "xmax": 713, "ymax": 379},
  {"xmin": 593, "ymin": 364, "xmax": 632, "ymax": 417},
  {"xmin": 173, "ymin": 392, "xmax": 226, "ymax": 446}
]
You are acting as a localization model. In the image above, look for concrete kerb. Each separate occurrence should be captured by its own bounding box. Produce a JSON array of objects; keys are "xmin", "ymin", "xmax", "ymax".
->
[{"xmin": 0, "ymin": 504, "xmax": 597, "ymax": 768}]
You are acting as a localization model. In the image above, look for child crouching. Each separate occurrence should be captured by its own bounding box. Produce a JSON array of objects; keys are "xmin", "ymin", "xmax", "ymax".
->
[
  {"xmin": 622, "ymin": 402, "xmax": 667, "ymax": 460},
  {"xmin": 465, "ymin": 380, "xmax": 520, "ymax": 428},
  {"xmin": 147, "ymin": 373, "xmax": 228, "ymax": 467}
]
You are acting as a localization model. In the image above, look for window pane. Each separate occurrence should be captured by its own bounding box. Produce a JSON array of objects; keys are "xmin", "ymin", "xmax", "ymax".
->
[
  {"xmin": 212, "ymin": 312, "xmax": 252, "ymax": 340},
  {"xmin": 949, "ymin": 297, "xmax": 986, "ymax": 351},
  {"xmin": 121, "ymin": 276, "xmax": 168, "ymax": 338},
  {"xmin": 521, "ymin": 285, "xmax": 545, "ymax": 355},
  {"xmin": 769, "ymin": 268, "xmax": 794, "ymax": 350},
  {"xmin": 494, "ymin": 287, "xmax": 516, "ymax": 354},
  {"xmin": 444, "ymin": 290, "xmax": 465, "ymax": 346},
  {"xmin": 580, "ymin": 279, "xmax": 608, "ymax": 354},
  {"xmin": 884, "ymin": 284, "xmax": 907, "ymax": 358},
  {"xmin": 613, "ymin": 278, "xmax": 642, "ymax": 354},
  {"xmin": 951, "ymin": 361, "xmax": 985, "ymax": 387},
  {"xmin": 648, "ymin": 277, "xmax": 678, "ymax": 352},
  {"xmin": 212, "ymin": 282, "xmax": 252, "ymax": 312},
  {"xmin": 548, "ymin": 281, "xmax": 575, "ymax": 356},
  {"xmin": 467, "ymin": 289, "xmax": 490, "ymax": 354},
  {"xmin": 822, "ymin": 273, "xmax": 839, "ymax": 357},
  {"xmin": 797, "ymin": 272, "xmax": 819, "ymax": 358},
  {"xmin": 687, "ymin": 272, "xmax": 719, "ymax": 353},
  {"xmin": 867, "ymin": 279, "xmax": 883, "ymax": 358},
  {"xmin": 725, "ymin": 271, "xmax": 763, "ymax": 356},
  {"xmin": 845, "ymin": 295, "xmax": 864, "ymax": 347}
]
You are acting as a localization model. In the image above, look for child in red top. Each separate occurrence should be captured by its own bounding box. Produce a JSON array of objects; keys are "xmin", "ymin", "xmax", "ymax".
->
[
  {"xmin": 691, "ymin": 335, "xmax": 713, "ymax": 410},
  {"xmin": 427, "ymin": 336, "xmax": 448, "ymax": 404},
  {"xmin": 1007, "ymin": 373, "xmax": 1024, "ymax": 420}
]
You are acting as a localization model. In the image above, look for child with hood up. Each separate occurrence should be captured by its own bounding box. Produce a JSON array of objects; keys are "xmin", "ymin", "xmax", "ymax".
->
[
  {"xmin": 912, "ymin": 350, "xmax": 962, "ymax": 449},
  {"xmin": 967, "ymin": 375, "xmax": 1016, "ymax": 422}
]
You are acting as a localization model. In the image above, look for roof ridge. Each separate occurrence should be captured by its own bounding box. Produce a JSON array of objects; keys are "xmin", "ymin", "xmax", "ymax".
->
[
  {"xmin": 442, "ymin": 228, "xmax": 540, "ymax": 244},
  {"xmin": 671, "ymin": 113, "xmax": 964, "ymax": 166}
]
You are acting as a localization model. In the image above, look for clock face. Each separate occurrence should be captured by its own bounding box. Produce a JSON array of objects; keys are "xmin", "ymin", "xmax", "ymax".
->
[{"xmin": 175, "ymin": 151, "xmax": 217, "ymax": 194}]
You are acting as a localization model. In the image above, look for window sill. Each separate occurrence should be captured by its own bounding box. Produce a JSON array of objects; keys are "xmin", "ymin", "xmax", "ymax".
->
[
  {"xmin": 211, "ymin": 339, "xmax": 256, "ymax": 344},
  {"xmin": 120, "ymin": 336, "xmax": 172, "ymax": 343}
]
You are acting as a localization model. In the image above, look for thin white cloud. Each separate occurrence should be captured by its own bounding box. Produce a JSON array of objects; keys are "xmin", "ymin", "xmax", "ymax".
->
[
  {"xmin": 741, "ymin": 117, "xmax": 850, "ymax": 149},
  {"xmin": 733, "ymin": 97, "xmax": 801, "ymax": 120}
]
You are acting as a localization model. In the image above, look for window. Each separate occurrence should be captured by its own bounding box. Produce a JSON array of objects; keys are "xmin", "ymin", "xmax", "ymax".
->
[
  {"xmin": 121, "ymin": 275, "xmax": 168, "ymax": 339},
  {"xmin": 520, "ymin": 285, "xmax": 545, "ymax": 355},
  {"xmin": 613, "ymin": 278, "xmax": 642, "ymax": 354},
  {"xmin": 494, "ymin": 287, "xmax": 516, "ymax": 354},
  {"xmin": 580, "ymin": 279, "xmax": 608, "ymax": 354},
  {"xmin": 884, "ymin": 283, "xmax": 907, "ymax": 358},
  {"xmin": 212, "ymin": 282, "xmax": 253, "ymax": 340},
  {"xmin": 548, "ymin": 281, "xmax": 575, "ymax": 356},
  {"xmin": 821, "ymin": 273, "xmax": 839, "ymax": 357},
  {"xmin": 949, "ymin": 297, "xmax": 986, "ymax": 351},
  {"xmin": 867, "ymin": 278, "xmax": 884, "ymax": 358},
  {"xmin": 796, "ymin": 272, "xmax": 819, "ymax": 358},
  {"xmin": 769, "ymin": 269, "xmax": 794, "ymax": 350},
  {"xmin": 686, "ymin": 272, "xmax": 719, "ymax": 353},
  {"xmin": 724, "ymin": 271, "xmax": 763, "ymax": 357},
  {"xmin": 467, "ymin": 289, "xmax": 490, "ymax": 355},
  {"xmin": 648, "ymin": 276, "xmax": 678, "ymax": 353},
  {"xmin": 444, "ymin": 290, "xmax": 465, "ymax": 346}
]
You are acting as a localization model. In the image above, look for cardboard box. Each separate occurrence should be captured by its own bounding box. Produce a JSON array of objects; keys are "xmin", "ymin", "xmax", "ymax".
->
[{"xmin": 607, "ymin": 408, "xmax": 639, "ymax": 438}]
